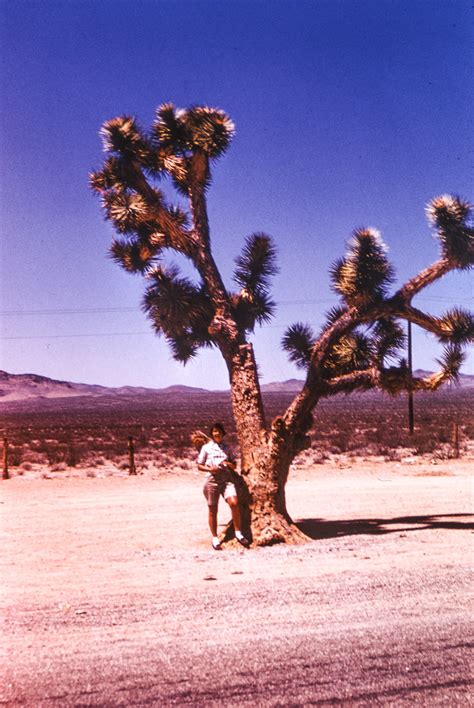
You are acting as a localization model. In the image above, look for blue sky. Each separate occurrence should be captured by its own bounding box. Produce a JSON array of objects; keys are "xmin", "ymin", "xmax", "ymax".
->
[{"xmin": 1, "ymin": 0, "xmax": 472, "ymax": 389}]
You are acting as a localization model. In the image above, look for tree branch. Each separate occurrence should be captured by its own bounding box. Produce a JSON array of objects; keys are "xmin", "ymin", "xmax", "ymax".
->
[
  {"xmin": 388, "ymin": 304, "xmax": 444, "ymax": 337},
  {"xmin": 283, "ymin": 308, "xmax": 360, "ymax": 432},
  {"xmin": 393, "ymin": 258, "xmax": 451, "ymax": 303},
  {"xmin": 282, "ymin": 254, "xmax": 464, "ymax": 436},
  {"xmin": 320, "ymin": 368, "xmax": 379, "ymax": 395},
  {"xmin": 321, "ymin": 366, "xmax": 454, "ymax": 396}
]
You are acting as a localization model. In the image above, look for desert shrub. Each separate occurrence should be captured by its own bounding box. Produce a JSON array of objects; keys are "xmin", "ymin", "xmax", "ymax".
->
[
  {"xmin": 21, "ymin": 449, "xmax": 48, "ymax": 465},
  {"xmin": 1, "ymin": 388, "xmax": 471, "ymax": 471},
  {"xmin": 92, "ymin": 456, "xmax": 105, "ymax": 466},
  {"xmin": 331, "ymin": 431, "xmax": 350, "ymax": 453},
  {"xmin": 45, "ymin": 443, "xmax": 68, "ymax": 465},
  {"xmin": 412, "ymin": 436, "xmax": 437, "ymax": 455},
  {"xmin": 8, "ymin": 445, "xmax": 23, "ymax": 466}
]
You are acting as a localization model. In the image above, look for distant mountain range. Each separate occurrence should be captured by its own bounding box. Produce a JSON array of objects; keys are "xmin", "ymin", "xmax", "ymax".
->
[{"xmin": 0, "ymin": 369, "xmax": 473, "ymax": 404}]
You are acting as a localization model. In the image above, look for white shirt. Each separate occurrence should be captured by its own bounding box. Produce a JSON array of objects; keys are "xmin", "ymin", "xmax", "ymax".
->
[{"xmin": 198, "ymin": 440, "xmax": 234, "ymax": 471}]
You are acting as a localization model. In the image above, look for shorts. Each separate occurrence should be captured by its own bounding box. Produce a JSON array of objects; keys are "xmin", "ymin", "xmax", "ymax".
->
[{"xmin": 203, "ymin": 472, "xmax": 237, "ymax": 508}]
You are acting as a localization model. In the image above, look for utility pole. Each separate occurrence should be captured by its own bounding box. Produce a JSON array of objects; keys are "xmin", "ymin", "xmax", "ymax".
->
[
  {"xmin": 128, "ymin": 436, "xmax": 137, "ymax": 475},
  {"xmin": 3, "ymin": 437, "xmax": 9, "ymax": 480},
  {"xmin": 407, "ymin": 321, "xmax": 414, "ymax": 434}
]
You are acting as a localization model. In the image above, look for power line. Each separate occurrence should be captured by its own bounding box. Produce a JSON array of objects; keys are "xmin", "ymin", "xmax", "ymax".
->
[
  {"xmin": 0, "ymin": 295, "xmax": 471, "ymax": 317},
  {"xmin": 0, "ymin": 307, "xmax": 139, "ymax": 316},
  {"xmin": 1, "ymin": 332, "xmax": 152, "ymax": 340}
]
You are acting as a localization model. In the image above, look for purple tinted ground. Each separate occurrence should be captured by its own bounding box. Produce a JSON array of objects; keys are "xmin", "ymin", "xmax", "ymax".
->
[{"xmin": 1, "ymin": 466, "xmax": 472, "ymax": 706}]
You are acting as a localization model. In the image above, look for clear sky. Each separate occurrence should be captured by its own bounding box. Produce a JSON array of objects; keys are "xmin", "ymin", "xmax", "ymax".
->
[{"xmin": 1, "ymin": 0, "xmax": 472, "ymax": 390}]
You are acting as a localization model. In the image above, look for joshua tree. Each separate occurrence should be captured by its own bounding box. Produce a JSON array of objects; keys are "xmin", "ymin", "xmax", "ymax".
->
[{"xmin": 91, "ymin": 104, "xmax": 473, "ymax": 545}]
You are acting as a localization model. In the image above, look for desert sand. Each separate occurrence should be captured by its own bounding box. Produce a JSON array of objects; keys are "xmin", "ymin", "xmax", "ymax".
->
[{"xmin": 1, "ymin": 458, "xmax": 473, "ymax": 706}]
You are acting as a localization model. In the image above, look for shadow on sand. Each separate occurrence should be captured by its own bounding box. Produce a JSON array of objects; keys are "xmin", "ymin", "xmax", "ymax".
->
[{"xmin": 296, "ymin": 514, "xmax": 474, "ymax": 540}]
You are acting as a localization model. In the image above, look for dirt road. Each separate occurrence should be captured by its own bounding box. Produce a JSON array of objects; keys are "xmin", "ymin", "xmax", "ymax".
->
[{"xmin": 1, "ymin": 461, "xmax": 473, "ymax": 705}]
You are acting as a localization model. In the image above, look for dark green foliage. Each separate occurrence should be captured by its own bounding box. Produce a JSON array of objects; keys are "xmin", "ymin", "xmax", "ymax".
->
[
  {"xmin": 232, "ymin": 291, "xmax": 276, "ymax": 332},
  {"xmin": 233, "ymin": 233, "xmax": 278, "ymax": 294},
  {"xmin": 100, "ymin": 116, "xmax": 151, "ymax": 163},
  {"xmin": 153, "ymin": 103, "xmax": 188, "ymax": 152},
  {"xmin": 436, "ymin": 344, "xmax": 465, "ymax": 382},
  {"xmin": 232, "ymin": 233, "xmax": 278, "ymax": 332},
  {"xmin": 330, "ymin": 228, "xmax": 395, "ymax": 307},
  {"xmin": 371, "ymin": 318, "xmax": 406, "ymax": 363},
  {"xmin": 281, "ymin": 323, "xmax": 315, "ymax": 369},
  {"xmin": 142, "ymin": 265, "xmax": 214, "ymax": 362},
  {"xmin": 89, "ymin": 156, "xmax": 139, "ymax": 193},
  {"xmin": 324, "ymin": 304, "xmax": 348, "ymax": 326},
  {"xmin": 101, "ymin": 190, "xmax": 155, "ymax": 234},
  {"xmin": 152, "ymin": 103, "xmax": 235, "ymax": 158},
  {"xmin": 109, "ymin": 239, "xmax": 156, "ymax": 274},
  {"xmin": 426, "ymin": 195, "xmax": 474, "ymax": 269},
  {"xmin": 379, "ymin": 360, "xmax": 411, "ymax": 395},
  {"xmin": 436, "ymin": 307, "xmax": 474, "ymax": 344},
  {"xmin": 323, "ymin": 332, "xmax": 373, "ymax": 377}
]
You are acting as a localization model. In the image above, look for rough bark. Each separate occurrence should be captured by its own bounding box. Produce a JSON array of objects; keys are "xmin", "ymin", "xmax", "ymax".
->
[
  {"xmin": 246, "ymin": 434, "xmax": 309, "ymax": 545},
  {"xmin": 225, "ymin": 451, "xmax": 308, "ymax": 547}
]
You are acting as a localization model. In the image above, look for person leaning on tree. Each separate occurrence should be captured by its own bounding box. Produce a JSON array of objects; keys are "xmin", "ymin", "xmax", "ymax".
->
[{"xmin": 197, "ymin": 422, "xmax": 250, "ymax": 550}]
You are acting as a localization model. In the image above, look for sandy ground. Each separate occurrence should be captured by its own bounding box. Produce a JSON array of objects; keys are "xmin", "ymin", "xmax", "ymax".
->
[{"xmin": 1, "ymin": 459, "xmax": 473, "ymax": 706}]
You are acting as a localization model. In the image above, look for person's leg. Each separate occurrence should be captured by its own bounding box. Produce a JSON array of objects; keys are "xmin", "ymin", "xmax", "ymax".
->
[
  {"xmin": 226, "ymin": 495, "xmax": 242, "ymax": 532},
  {"xmin": 208, "ymin": 505, "xmax": 218, "ymax": 536},
  {"xmin": 225, "ymin": 491, "xmax": 249, "ymax": 546},
  {"xmin": 203, "ymin": 478, "xmax": 221, "ymax": 548}
]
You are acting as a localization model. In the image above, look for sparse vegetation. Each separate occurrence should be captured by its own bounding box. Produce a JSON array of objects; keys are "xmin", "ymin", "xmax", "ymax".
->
[{"xmin": 1, "ymin": 389, "xmax": 471, "ymax": 475}]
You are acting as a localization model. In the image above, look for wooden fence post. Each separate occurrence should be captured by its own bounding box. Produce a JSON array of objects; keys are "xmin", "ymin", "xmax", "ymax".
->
[
  {"xmin": 407, "ymin": 321, "xmax": 414, "ymax": 434},
  {"xmin": 3, "ymin": 437, "xmax": 9, "ymax": 480},
  {"xmin": 452, "ymin": 423, "xmax": 460, "ymax": 459},
  {"xmin": 128, "ymin": 436, "xmax": 137, "ymax": 475}
]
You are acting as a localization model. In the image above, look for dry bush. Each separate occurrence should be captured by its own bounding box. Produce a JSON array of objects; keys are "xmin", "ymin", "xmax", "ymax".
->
[{"xmin": 1, "ymin": 388, "xmax": 471, "ymax": 473}]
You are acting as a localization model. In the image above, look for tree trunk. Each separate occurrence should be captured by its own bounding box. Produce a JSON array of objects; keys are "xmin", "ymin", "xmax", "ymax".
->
[
  {"xmin": 224, "ymin": 424, "xmax": 309, "ymax": 546},
  {"xmin": 224, "ymin": 342, "xmax": 310, "ymax": 546},
  {"xmin": 235, "ymin": 452, "xmax": 308, "ymax": 546},
  {"xmin": 228, "ymin": 343, "xmax": 267, "ymax": 470}
]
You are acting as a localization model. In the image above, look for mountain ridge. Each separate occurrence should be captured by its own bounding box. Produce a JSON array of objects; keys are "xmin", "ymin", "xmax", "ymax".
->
[{"xmin": 0, "ymin": 369, "xmax": 473, "ymax": 404}]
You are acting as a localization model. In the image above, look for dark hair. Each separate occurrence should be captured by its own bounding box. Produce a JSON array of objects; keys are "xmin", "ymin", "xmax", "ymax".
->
[{"xmin": 210, "ymin": 422, "xmax": 226, "ymax": 436}]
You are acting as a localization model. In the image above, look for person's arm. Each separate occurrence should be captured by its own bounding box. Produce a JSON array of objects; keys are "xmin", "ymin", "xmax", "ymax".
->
[
  {"xmin": 197, "ymin": 446, "xmax": 219, "ymax": 474},
  {"xmin": 220, "ymin": 445, "xmax": 236, "ymax": 471},
  {"xmin": 198, "ymin": 461, "xmax": 219, "ymax": 473}
]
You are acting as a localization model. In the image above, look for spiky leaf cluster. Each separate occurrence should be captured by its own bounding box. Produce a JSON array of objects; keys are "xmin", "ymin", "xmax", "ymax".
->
[
  {"xmin": 436, "ymin": 343, "xmax": 466, "ymax": 383},
  {"xmin": 330, "ymin": 228, "xmax": 394, "ymax": 307},
  {"xmin": 232, "ymin": 233, "xmax": 278, "ymax": 332},
  {"xmin": 153, "ymin": 103, "xmax": 235, "ymax": 159},
  {"xmin": 426, "ymin": 195, "xmax": 474, "ymax": 269},
  {"xmin": 379, "ymin": 360, "xmax": 411, "ymax": 395},
  {"xmin": 142, "ymin": 266, "xmax": 214, "ymax": 362},
  {"xmin": 101, "ymin": 190, "xmax": 155, "ymax": 234},
  {"xmin": 100, "ymin": 116, "xmax": 153, "ymax": 166},
  {"xmin": 324, "ymin": 304, "xmax": 348, "ymax": 326},
  {"xmin": 109, "ymin": 238, "xmax": 158, "ymax": 273},
  {"xmin": 371, "ymin": 318, "xmax": 406, "ymax": 363},
  {"xmin": 282, "ymin": 323, "xmax": 315, "ymax": 369},
  {"xmin": 90, "ymin": 156, "xmax": 141, "ymax": 193},
  {"xmin": 322, "ymin": 332, "xmax": 373, "ymax": 377},
  {"xmin": 436, "ymin": 307, "xmax": 474, "ymax": 344}
]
